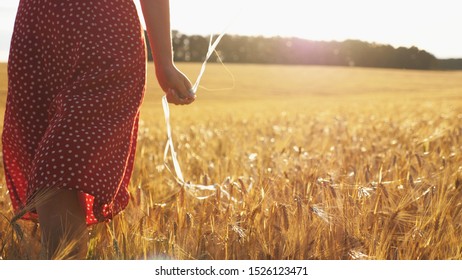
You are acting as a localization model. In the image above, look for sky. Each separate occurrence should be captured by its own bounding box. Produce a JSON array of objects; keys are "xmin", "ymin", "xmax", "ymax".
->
[{"xmin": 1, "ymin": 0, "xmax": 461, "ymax": 62}]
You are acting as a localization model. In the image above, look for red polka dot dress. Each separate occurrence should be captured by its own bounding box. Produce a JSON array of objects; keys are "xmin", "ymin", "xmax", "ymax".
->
[{"xmin": 2, "ymin": 0, "xmax": 146, "ymax": 225}]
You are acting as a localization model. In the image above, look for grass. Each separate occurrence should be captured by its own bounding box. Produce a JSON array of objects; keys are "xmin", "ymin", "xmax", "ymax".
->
[{"xmin": 0, "ymin": 62, "xmax": 461, "ymax": 259}]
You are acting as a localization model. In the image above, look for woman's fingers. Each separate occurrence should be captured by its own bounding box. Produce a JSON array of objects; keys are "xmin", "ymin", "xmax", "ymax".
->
[
  {"xmin": 166, "ymin": 88, "xmax": 195, "ymax": 105},
  {"xmin": 175, "ymin": 76, "xmax": 194, "ymax": 101},
  {"xmin": 166, "ymin": 89, "xmax": 184, "ymax": 105}
]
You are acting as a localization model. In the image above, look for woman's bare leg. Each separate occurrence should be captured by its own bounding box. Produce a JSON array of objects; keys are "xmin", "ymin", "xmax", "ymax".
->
[{"xmin": 35, "ymin": 189, "xmax": 88, "ymax": 259}]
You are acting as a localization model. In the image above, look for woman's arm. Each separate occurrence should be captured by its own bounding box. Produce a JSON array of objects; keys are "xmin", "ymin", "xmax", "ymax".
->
[{"xmin": 139, "ymin": 0, "xmax": 195, "ymax": 105}]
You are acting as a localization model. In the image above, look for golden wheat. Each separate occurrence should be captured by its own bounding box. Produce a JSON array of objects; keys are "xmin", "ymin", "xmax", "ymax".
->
[{"xmin": 0, "ymin": 63, "xmax": 461, "ymax": 259}]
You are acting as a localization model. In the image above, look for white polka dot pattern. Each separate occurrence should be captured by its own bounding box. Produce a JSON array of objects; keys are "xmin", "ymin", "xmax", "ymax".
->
[{"xmin": 2, "ymin": 0, "xmax": 146, "ymax": 225}]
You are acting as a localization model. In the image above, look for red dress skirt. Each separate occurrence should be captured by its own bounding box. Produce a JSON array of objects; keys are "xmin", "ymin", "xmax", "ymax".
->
[{"xmin": 2, "ymin": 0, "xmax": 146, "ymax": 225}]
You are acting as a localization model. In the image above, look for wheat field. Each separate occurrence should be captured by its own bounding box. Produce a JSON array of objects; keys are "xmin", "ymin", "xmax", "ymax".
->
[{"xmin": 0, "ymin": 62, "xmax": 461, "ymax": 260}]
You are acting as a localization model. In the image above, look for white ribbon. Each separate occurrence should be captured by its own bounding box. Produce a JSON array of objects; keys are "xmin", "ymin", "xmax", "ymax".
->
[
  {"xmin": 190, "ymin": 31, "xmax": 228, "ymax": 95},
  {"xmin": 161, "ymin": 31, "xmax": 236, "ymax": 201}
]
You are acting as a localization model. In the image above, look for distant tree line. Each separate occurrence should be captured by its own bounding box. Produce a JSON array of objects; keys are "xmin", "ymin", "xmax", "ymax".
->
[
  {"xmin": 144, "ymin": 31, "xmax": 462, "ymax": 70},
  {"xmin": 434, "ymin": 59, "xmax": 462, "ymax": 70}
]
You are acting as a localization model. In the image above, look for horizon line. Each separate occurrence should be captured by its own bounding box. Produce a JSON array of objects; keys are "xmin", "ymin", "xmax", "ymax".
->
[{"xmin": 1, "ymin": 33, "xmax": 462, "ymax": 62}]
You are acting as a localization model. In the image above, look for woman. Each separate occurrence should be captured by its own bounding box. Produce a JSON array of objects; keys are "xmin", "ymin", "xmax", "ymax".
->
[{"xmin": 2, "ymin": 0, "xmax": 194, "ymax": 259}]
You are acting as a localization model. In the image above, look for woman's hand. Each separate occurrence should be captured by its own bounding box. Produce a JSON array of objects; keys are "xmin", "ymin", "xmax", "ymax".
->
[{"xmin": 156, "ymin": 63, "xmax": 195, "ymax": 105}]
